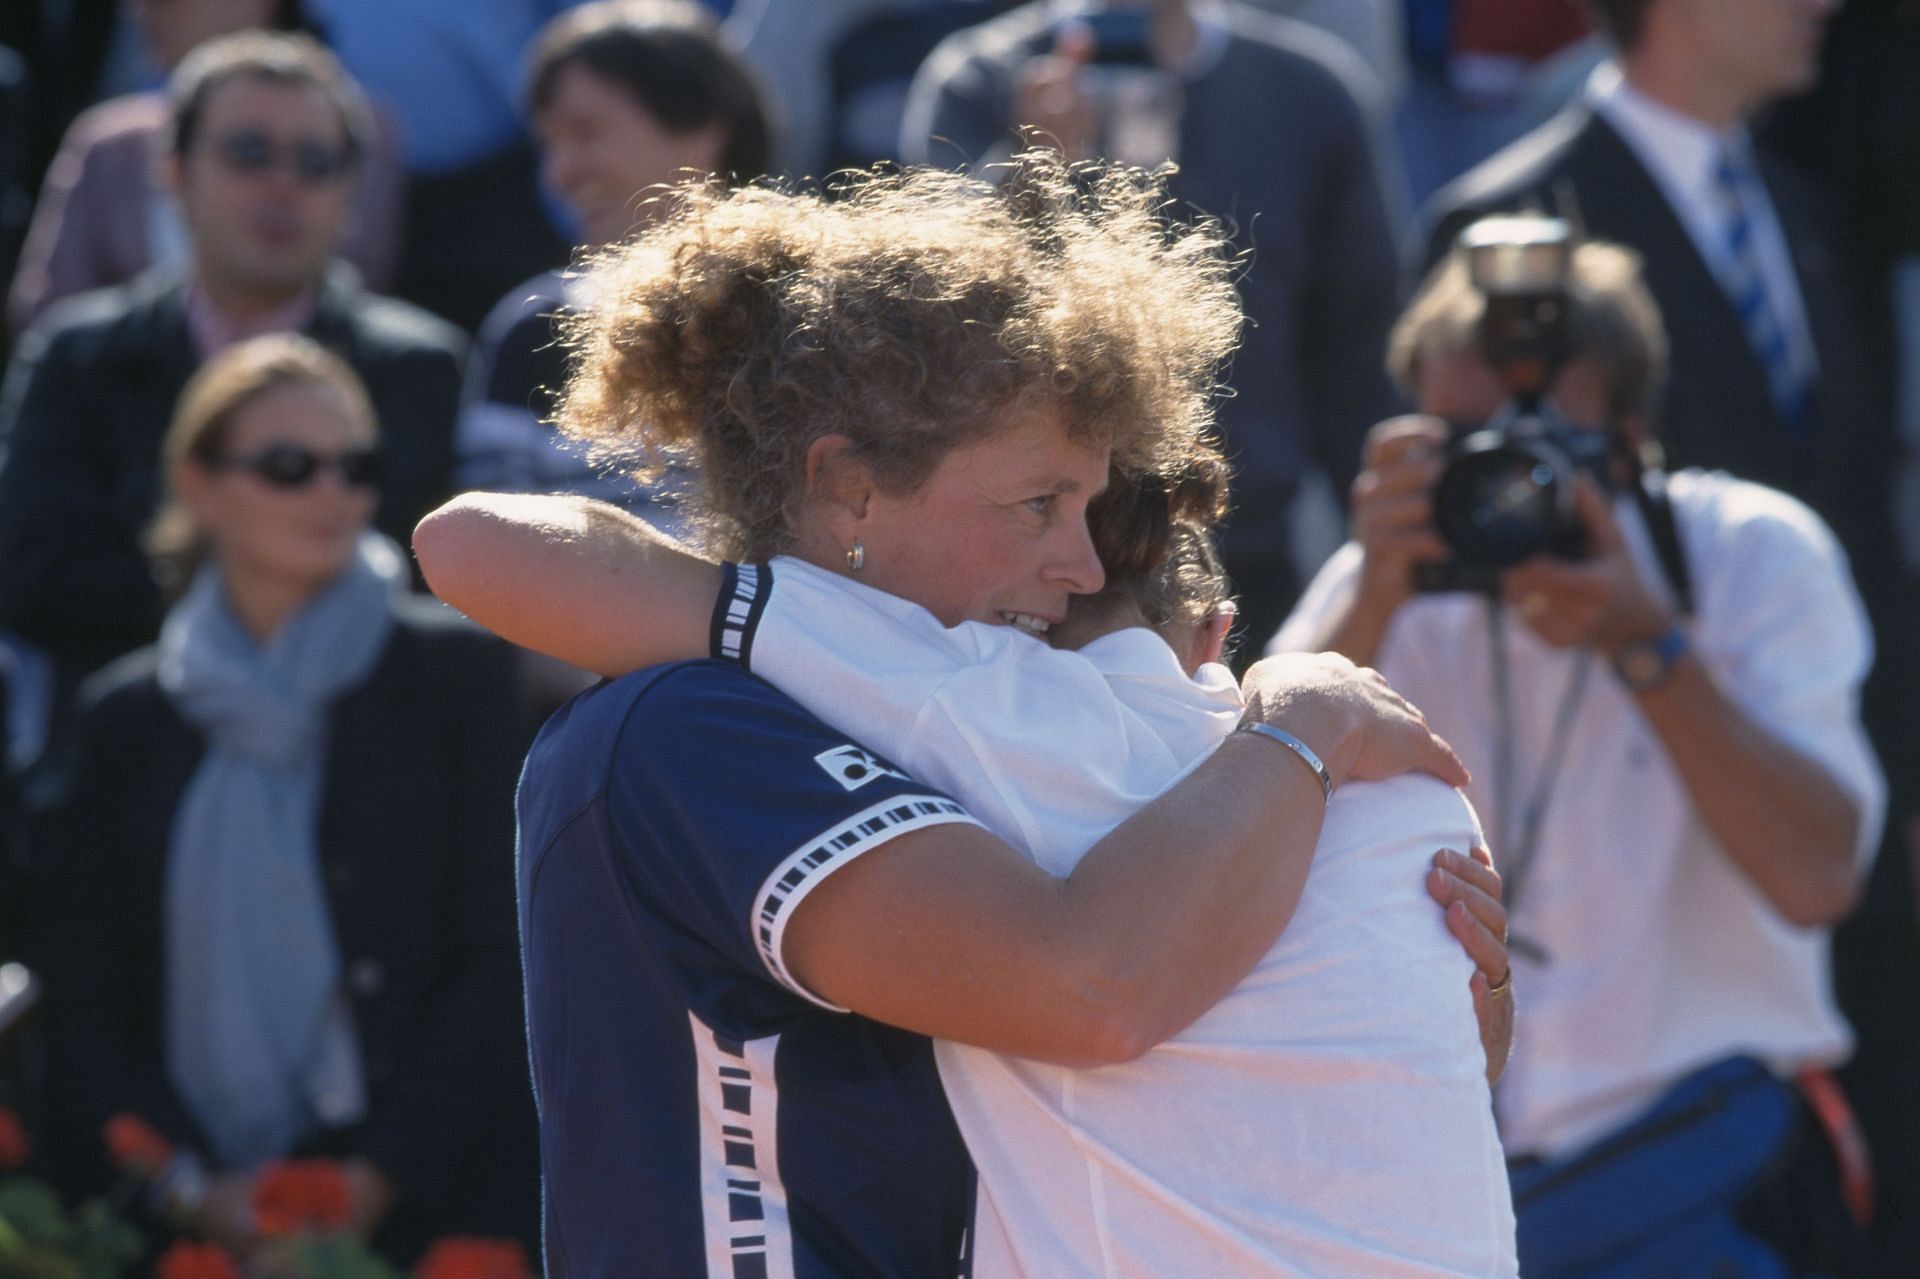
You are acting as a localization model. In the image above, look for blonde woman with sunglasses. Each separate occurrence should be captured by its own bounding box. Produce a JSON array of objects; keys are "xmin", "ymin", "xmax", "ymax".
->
[{"xmin": 37, "ymin": 334, "xmax": 538, "ymax": 1266}]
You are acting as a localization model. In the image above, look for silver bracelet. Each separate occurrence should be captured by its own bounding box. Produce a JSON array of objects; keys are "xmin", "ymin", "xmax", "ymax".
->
[{"xmin": 1234, "ymin": 722, "xmax": 1333, "ymax": 803}]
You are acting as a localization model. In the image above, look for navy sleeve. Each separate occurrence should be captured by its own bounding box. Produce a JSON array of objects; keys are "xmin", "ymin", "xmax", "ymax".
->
[
  {"xmin": 605, "ymin": 663, "xmax": 977, "ymax": 1009},
  {"xmin": 709, "ymin": 560, "xmax": 773, "ymax": 668}
]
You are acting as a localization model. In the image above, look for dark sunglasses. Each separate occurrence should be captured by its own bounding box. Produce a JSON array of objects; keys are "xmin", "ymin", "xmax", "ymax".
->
[
  {"xmin": 211, "ymin": 129, "xmax": 353, "ymax": 186},
  {"xmin": 212, "ymin": 444, "xmax": 384, "ymax": 489}
]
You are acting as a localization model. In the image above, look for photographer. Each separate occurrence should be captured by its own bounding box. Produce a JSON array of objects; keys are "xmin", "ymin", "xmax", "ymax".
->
[{"xmin": 1275, "ymin": 233, "xmax": 1883, "ymax": 1277}]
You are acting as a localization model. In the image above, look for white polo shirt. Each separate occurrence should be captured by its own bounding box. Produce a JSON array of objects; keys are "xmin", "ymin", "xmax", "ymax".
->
[
  {"xmin": 725, "ymin": 555, "xmax": 1517, "ymax": 1278},
  {"xmin": 1273, "ymin": 469, "xmax": 1884, "ymax": 1158}
]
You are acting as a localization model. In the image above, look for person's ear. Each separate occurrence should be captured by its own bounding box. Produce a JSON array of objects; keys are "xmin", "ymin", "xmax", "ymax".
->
[
  {"xmin": 803, "ymin": 434, "xmax": 877, "ymax": 540},
  {"xmin": 1201, "ymin": 601, "xmax": 1236, "ymax": 668}
]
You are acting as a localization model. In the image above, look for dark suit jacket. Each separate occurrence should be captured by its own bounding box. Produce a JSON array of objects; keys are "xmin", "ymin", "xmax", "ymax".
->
[
  {"xmin": 1424, "ymin": 104, "xmax": 1916, "ymax": 895},
  {"xmin": 38, "ymin": 597, "xmax": 537, "ymax": 1258},
  {"xmin": 0, "ymin": 267, "xmax": 466, "ymax": 675}
]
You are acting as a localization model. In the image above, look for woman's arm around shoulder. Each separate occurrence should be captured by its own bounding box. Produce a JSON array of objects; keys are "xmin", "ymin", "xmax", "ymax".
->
[
  {"xmin": 413, "ymin": 492, "xmax": 721, "ymax": 676},
  {"xmin": 780, "ymin": 652, "xmax": 1481, "ymax": 1067}
]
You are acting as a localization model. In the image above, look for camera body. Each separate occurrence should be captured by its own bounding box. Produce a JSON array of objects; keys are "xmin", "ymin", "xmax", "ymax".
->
[
  {"xmin": 1415, "ymin": 215, "xmax": 1616, "ymax": 594},
  {"xmin": 1414, "ymin": 402, "xmax": 1615, "ymax": 593}
]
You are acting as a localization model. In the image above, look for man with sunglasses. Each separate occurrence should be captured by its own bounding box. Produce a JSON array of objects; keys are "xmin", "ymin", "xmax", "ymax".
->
[
  {"xmin": 6, "ymin": 0, "xmax": 407, "ymax": 337},
  {"xmin": 0, "ymin": 31, "xmax": 464, "ymax": 700}
]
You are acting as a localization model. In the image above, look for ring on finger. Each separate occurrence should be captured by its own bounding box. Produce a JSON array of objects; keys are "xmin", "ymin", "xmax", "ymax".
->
[{"xmin": 1487, "ymin": 969, "xmax": 1513, "ymax": 999}]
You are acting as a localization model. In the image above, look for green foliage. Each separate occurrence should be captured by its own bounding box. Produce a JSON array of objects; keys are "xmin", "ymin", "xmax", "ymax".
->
[
  {"xmin": 0, "ymin": 1178, "xmax": 142, "ymax": 1279},
  {"xmin": 253, "ymin": 1235, "xmax": 406, "ymax": 1279}
]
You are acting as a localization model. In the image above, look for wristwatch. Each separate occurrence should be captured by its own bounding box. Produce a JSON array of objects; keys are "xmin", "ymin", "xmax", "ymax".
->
[{"xmin": 1611, "ymin": 624, "xmax": 1688, "ymax": 693}]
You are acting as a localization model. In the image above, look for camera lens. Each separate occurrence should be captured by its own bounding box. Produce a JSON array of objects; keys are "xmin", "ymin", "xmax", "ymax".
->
[{"xmin": 1431, "ymin": 440, "xmax": 1567, "ymax": 568}]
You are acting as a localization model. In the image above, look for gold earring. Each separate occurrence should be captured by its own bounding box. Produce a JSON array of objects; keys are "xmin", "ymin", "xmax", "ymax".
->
[{"xmin": 846, "ymin": 539, "xmax": 865, "ymax": 572}]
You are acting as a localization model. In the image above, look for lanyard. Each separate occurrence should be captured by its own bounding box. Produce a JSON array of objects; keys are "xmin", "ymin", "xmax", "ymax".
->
[{"xmin": 1487, "ymin": 597, "xmax": 1593, "ymax": 967}]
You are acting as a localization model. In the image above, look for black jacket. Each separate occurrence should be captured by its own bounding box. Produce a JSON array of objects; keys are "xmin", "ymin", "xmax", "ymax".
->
[
  {"xmin": 0, "ymin": 267, "xmax": 465, "ymax": 675},
  {"xmin": 39, "ymin": 596, "xmax": 537, "ymax": 1258}
]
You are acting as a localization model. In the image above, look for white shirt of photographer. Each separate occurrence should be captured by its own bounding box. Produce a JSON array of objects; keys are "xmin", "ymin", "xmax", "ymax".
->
[
  {"xmin": 1271, "ymin": 469, "xmax": 1885, "ymax": 1159},
  {"xmin": 742, "ymin": 555, "xmax": 1517, "ymax": 1279}
]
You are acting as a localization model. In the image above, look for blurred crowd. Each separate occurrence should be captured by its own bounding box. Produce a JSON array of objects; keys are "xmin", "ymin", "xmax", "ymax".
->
[{"xmin": 0, "ymin": 0, "xmax": 1914, "ymax": 1273}]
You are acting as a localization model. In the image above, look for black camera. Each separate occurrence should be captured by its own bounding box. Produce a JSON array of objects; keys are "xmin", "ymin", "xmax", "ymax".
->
[{"xmin": 1415, "ymin": 216, "xmax": 1619, "ymax": 595}]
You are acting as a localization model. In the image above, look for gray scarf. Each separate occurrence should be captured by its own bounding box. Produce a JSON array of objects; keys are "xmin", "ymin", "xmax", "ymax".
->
[{"xmin": 158, "ymin": 534, "xmax": 403, "ymax": 1167}]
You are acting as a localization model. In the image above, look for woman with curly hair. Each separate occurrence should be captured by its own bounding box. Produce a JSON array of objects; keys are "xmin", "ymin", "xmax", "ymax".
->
[{"xmin": 418, "ymin": 153, "xmax": 1513, "ymax": 1277}]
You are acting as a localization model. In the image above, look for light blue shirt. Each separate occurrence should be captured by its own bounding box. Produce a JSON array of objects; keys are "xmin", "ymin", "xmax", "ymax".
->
[{"xmin": 306, "ymin": 0, "xmax": 592, "ymax": 173}]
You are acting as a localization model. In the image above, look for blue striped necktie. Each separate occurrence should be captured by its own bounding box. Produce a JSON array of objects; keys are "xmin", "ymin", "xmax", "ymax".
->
[{"xmin": 1711, "ymin": 148, "xmax": 1814, "ymax": 435}]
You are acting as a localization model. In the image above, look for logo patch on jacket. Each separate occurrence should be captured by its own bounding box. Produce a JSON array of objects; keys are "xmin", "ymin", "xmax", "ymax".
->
[{"xmin": 814, "ymin": 745, "xmax": 906, "ymax": 791}]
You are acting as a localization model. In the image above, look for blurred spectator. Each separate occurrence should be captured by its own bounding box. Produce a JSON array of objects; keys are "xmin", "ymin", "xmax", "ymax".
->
[
  {"xmin": 1443, "ymin": 0, "xmax": 1590, "ymax": 105},
  {"xmin": 459, "ymin": 0, "xmax": 771, "ymax": 528},
  {"xmin": 1427, "ymin": 12, "xmax": 1920, "ymax": 1267},
  {"xmin": 459, "ymin": 0, "xmax": 771, "ymax": 710},
  {"xmin": 0, "ymin": 0, "xmax": 122, "ymax": 210},
  {"xmin": 300, "ymin": 0, "xmax": 587, "ymax": 329},
  {"xmin": 0, "ymin": 45, "xmax": 29, "ymax": 360},
  {"xmin": 0, "ymin": 32, "xmax": 464, "ymax": 690},
  {"xmin": 902, "ymin": 0, "xmax": 1406, "ymax": 656},
  {"xmin": 1396, "ymin": 0, "xmax": 1598, "ymax": 205},
  {"xmin": 1241, "ymin": 0, "xmax": 1404, "ymax": 104},
  {"xmin": 1761, "ymin": 6, "xmax": 1920, "ymax": 1268},
  {"xmin": 7, "ymin": 0, "xmax": 407, "ymax": 338},
  {"xmin": 37, "ymin": 335, "xmax": 536, "ymax": 1262},
  {"xmin": 725, "ymin": 0, "xmax": 983, "ymax": 175},
  {"xmin": 1277, "ymin": 235, "xmax": 1881, "ymax": 1277},
  {"xmin": 818, "ymin": 2, "xmax": 1016, "ymax": 172}
]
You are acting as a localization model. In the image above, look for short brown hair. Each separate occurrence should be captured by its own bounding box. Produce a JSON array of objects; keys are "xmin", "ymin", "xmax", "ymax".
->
[
  {"xmin": 1388, "ymin": 237, "xmax": 1668, "ymax": 428},
  {"xmin": 168, "ymin": 31, "xmax": 373, "ymax": 167},
  {"xmin": 1085, "ymin": 441, "xmax": 1230, "ymax": 625},
  {"xmin": 558, "ymin": 151, "xmax": 1244, "ymax": 560},
  {"xmin": 525, "ymin": 0, "xmax": 773, "ymax": 184},
  {"xmin": 149, "ymin": 334, "xmax": 378, "ymax": 586}
]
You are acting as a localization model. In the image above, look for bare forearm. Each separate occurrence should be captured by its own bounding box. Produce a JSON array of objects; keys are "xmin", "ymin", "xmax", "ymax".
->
[
  {"xmin": 796, "ymin": 738, "xmax": 1328, "ymax": 1067},
  {"xmin": 412, "ymin": 492, "xmax": 719, "ymax": 675},
  {"xmin": 800, "ymin": 655, "xmax": 1466, "ymax": 1067},
  {"xmin": 1633, "ymin": 656, "xmax": 1862, "ymax": 926},
  {"xmin": 1053, "ymin": 733, "xmax": 1328, "ymax": 1054}
]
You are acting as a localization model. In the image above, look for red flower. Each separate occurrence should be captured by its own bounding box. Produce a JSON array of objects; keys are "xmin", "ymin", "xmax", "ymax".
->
[
  {"xmin": 0, "ymin": 1105, "xmax": 28, "ymax": 1170},
  {"xmin": 413, "ymin": 1238, "xmax": 532, "ymax": 1279},
  {"xmin": 252, "ymin": 1159, "xmax": 353, "ymax": 1236},
  {"xmin": 104, "ymin": 1113, "xmax": 172, "ymax": 1175},
  {"xmin": 155, "ymin": 1241, "xmax": 241, "ymax": 1279}
]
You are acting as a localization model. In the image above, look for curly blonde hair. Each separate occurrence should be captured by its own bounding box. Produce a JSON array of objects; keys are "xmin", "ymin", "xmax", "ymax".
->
[{"xmin": 557, "ymin": 151, "xmax": 1244, "ymax": 559}]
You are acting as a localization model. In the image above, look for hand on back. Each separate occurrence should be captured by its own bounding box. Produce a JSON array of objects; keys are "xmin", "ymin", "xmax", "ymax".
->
[{"xmin": 1240, "ymin": 649, "xmax": 1467, "ymax": 791}]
